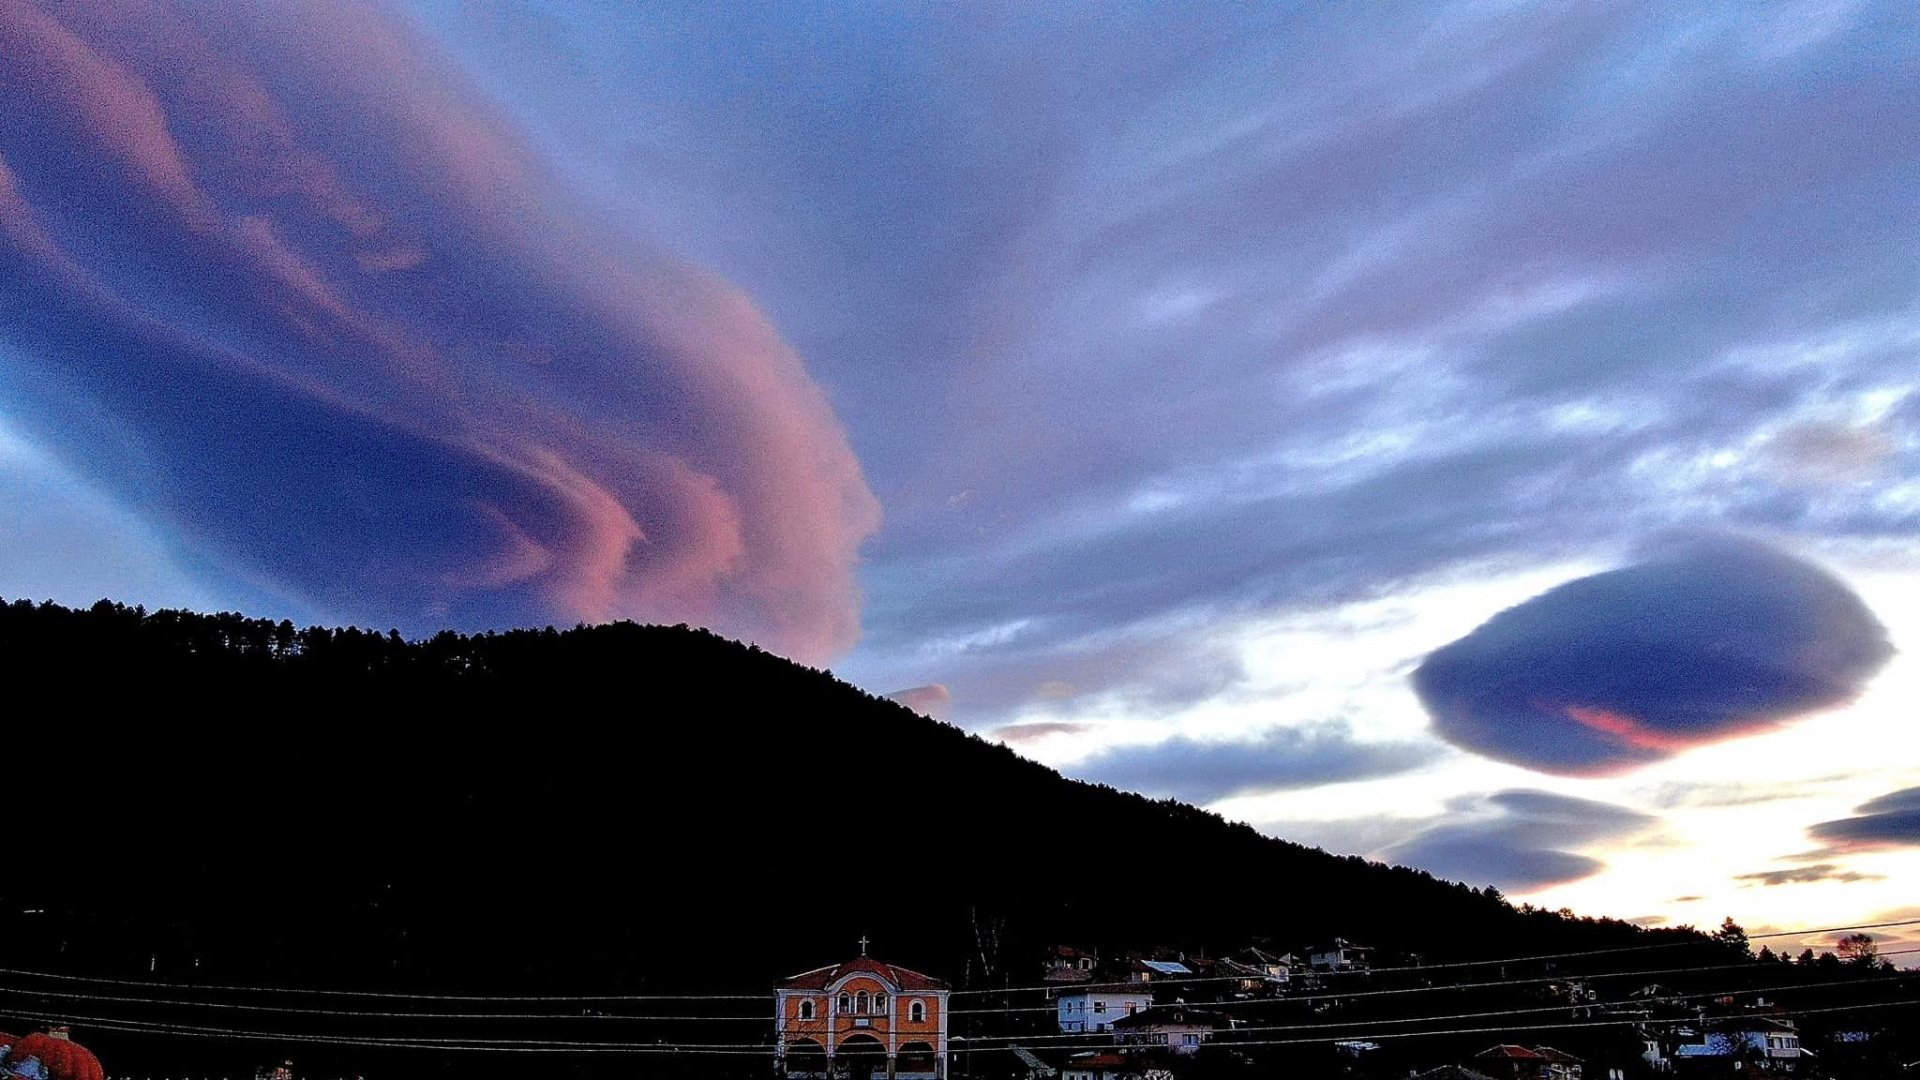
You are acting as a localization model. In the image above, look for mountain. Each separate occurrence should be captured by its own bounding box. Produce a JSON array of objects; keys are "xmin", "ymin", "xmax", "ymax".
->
[{"xmin": 0, "ymin": 598, "xmax": 1709, "ymax": 1078}]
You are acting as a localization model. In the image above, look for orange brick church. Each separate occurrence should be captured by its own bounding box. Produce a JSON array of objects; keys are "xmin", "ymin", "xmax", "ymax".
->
[{"xmin": 774, "ymin": 942, "xmax": 950, "ymax": 1079}]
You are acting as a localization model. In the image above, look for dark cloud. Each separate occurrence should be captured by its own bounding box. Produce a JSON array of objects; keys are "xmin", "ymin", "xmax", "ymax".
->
[
  {"xmin": 0, "ymin": 1, "xmax": 875, "ymax": 660},
  {"xmin": 1734, "ymin": 863, "xmax": 1883, "ymax": 887},
  {"xmin": 1810, "ymin": 787, "xmax": 1920, "ymax": 851},
  {"xmin": 1072, "ymin": 722, "xmax": 1431, "ymax": 804},
  {"xmin": 1380, "ymin": 790, "xmax": 1657, "ymax": 893},
  {"xmin": 1412, "ymin": 538, "xmax": 1894, "ymax": 775}
]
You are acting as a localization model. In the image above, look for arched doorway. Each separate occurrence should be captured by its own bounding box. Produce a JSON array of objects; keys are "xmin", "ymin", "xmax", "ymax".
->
[
  {"xmin": 835, "ymin": 1033, "xmax": 887, "ymax": 1080},
  {"xmin": 783, "ymin": 1037, "xmax": 828, "ymax": 1078},
  {"xmin": 897, "ymin": 1041, "xmax": 938, "ymax": 1078}
]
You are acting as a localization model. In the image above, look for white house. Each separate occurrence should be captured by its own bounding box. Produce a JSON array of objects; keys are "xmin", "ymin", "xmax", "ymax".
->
[
  {"xmin": 1055, "ymin": 987, "xmax": 1153, "ymax": 1033},
  {"xmin": 1308, "ymin": 938, "xmax": 1373, "ymax": 973},
  {"xmin": 1672, "ymin": 1018, "xmax": 1805, "ymax": 1071}
]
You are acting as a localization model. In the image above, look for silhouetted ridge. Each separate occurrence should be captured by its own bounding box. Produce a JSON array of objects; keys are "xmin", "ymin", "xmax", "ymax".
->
[{"xmin": 2, "ymin": 598, "xmax": 1709, "ymax": 1078}]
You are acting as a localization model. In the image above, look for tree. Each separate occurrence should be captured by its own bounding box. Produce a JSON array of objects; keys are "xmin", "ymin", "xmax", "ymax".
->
[
  {"xmin": 1714, "ymin": 917, "xmax": 1750, "ymax": 958},
  {"xmin": 1837, "ymin": 933, "xmax": 1878, "ymax": 967}
]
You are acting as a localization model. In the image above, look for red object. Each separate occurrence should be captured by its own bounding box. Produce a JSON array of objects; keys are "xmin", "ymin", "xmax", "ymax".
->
[
  {"xmin": 11, "ymin": 1033, "xmax": 105, "ymax": 1080},
  {"xmin": 778, "ymin": 955, "xmax": 946, "ymax": 991}
]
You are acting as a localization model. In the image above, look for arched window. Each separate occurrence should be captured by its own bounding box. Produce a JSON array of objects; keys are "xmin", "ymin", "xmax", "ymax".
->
[
  {"xmin": 838, "ymin": 993, "xmax": 852, "ymax": 1014},
  {"xmin": 798, "ymin": 999, "xmax": 815, "ymax": 1020},
  {"xmin": 855, "ymin": 990, "xmax": 869, "ymax": 1014},
  {"xmin": 873, "ymin": 992, "xmax": 887, "ymax": 1014},
  {"xmin": 909, "ymin": 999, "xmax": 926, "ymax": 1023}
]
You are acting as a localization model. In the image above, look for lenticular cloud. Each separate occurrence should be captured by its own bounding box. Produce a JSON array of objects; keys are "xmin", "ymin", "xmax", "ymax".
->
[
  {"xmin": 0, "ymin": 0, "xmax": 877, "ymax": 661},
  {"xmin": 1413, "ymin": 538, "xmax": 1893, "ymax": 775}
]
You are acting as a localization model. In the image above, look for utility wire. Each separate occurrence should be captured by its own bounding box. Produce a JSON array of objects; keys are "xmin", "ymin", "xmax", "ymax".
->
[
  {"xmin": 5, "ymin": 917, "xmax": 1912, "ymax": 1005},
  {"xmin": 4, "ymin": 948, "xmax": 1915, "ymax": 1025},
  {"xmin": 10, "ymin": 994, "xmax": 1920, "ymax": 1058}
]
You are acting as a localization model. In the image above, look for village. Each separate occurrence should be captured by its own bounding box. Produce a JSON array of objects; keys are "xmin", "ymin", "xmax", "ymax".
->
[
  {"xmin": 772, "ymin": 939, "xmax": 1848, "ymax": 1080},
  {"xmin": 0, "ymin": 932, "xmax": 1898, "ymax": 1080}
]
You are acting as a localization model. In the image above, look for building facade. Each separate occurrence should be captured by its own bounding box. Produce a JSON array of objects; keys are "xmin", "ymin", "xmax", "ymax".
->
[
  {"xmin": 776, "ymin": 952, "xmax": 950, "ymax": 1079},
  {"xmin": 1054, "ymin": 988, "xmax": 1154, "ymax": 1034}
]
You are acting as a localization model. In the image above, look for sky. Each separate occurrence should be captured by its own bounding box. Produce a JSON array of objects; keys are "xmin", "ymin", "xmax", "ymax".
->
[{"xmin": 1, "ymin": 0, "xmax": 1916, "ymax": 946}]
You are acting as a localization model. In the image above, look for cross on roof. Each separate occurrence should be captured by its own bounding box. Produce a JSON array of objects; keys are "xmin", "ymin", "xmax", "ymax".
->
[{"xmin": 858, "ymin": 935, "xmax": 870, "ymax": 956}]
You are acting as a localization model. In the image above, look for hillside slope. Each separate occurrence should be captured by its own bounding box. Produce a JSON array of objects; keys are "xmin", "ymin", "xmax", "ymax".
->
[{"xmin": 0, "ymin": 599, "xmax": 1701, "ymax": 1076}]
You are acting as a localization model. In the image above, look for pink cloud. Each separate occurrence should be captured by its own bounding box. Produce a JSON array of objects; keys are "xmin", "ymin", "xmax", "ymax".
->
[
  {"xmin": 0, "ymin": 0, "xmax": 879, "ymax": 662},
  {"xmin": 887, "ymin": 684, "xmax": 953, "ymax": 721}
]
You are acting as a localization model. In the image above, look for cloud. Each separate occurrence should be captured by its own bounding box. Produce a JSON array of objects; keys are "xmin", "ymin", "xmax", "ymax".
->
[
  {"xmin": 1763, "ymin": 422, "xmax": 1896, "ymax": 486},
  {"xmin": 886, "ymin": 684, "xmax": 952, "ymax": 722},
  {"xmin": 1809, "ymin": 786, "xmax": 1920, "ymax": 851},
  {"xmin": 0, "ymin": 0, "xmax": 875, "ymax": 660},
  {"xmin": 992, "ymin": 721, "xmax": 1093, "ymax": 745},
  {"xmin": 1412, "ymin": 538, "xmax": 1894, "ymax": 775},
  {"xmin": 1639, "ymin": 777, "xmax": 1847, "ymax": 809},
  {"xmin": 1380, "ymin": 790, "xmax": 1659, "ymax": 893},
  {"xmin": 1734, "ymin": 863, "xmax": 1883, "ymax": 887},
  {"xmin": 1071, "ymin": 721, "xmax": 1431, "ymax": 804}
]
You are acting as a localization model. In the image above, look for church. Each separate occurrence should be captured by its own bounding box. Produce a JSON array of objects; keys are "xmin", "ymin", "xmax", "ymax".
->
[{"xmin": 774, "ymin": 943, "xmax": 950, "ymax": 1079}]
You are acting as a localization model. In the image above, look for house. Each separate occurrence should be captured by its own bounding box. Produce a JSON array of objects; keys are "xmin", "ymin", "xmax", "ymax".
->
[
  {"xmin": 1533, "ymin": 1046, "xmax": 1584, "ymax": 1080},
  {"xmin": 1046, "ymin": 947, "xmax": 1100, "ymax": 985},
  {"xmin": 775, "ymin": 946, "xmax": 950, "ymax": 1079},
  {"xmin": 1054, "ymin": 986, "xmax": 1154, "ymax": 1033},
  {"xmin": 1473, "ymin": 1044, "xmax": 1583, "ymax": 1080},
  {"xmin": 1671, "ymin": 1017, "xmax": 1807, "ymax": 1073},
  {"xmin": 1108, "ymin": 1005, "xmax": 1233, "ymax": 1055},
  {"xmin": 1307, "ymin": 938, "xmax": 1373, "ymax": 973},
  {"xmin": 1231, "ymin": 946, "xmax": 1297, "ymax": 987}
]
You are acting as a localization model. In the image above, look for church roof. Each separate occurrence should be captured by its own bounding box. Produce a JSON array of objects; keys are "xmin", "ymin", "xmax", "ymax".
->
[{"xmin": 779, "ymin": 956, "xmax": 947, "ymax": 992}]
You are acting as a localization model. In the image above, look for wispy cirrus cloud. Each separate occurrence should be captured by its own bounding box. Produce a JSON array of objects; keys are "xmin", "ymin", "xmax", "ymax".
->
[{"xmin": 0, "ymin": 0, "xmax": 875, "ymax": 660}]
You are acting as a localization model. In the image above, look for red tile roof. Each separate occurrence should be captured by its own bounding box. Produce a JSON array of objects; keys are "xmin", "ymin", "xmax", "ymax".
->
[
  {"xmin": 779, "ymin": 956, "xmax": 947, "ymax": 991},
  {"xmin": 1476, "ymin": 1044, "xmax": 1544, "ymax": 1059}
]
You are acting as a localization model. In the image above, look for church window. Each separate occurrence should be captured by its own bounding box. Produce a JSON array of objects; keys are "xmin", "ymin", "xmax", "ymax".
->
[
  {"xmin": 873, "ymin": 992, "xmax": 887, "ymax": 1013},
  {"xmin": 856, "ymin": 990, "xmax": 869, "ymax": 1014},
  {"xmin": 909, "ymin": 999, "xmax": 926, "ymax": 1023},
  {"xmin": 798, "ymin": 999, "xmax": 815, "ymax": 1020},
  {"xmin": 839, "ymin": 993, "xmax": 852, "ymax": 1014}
]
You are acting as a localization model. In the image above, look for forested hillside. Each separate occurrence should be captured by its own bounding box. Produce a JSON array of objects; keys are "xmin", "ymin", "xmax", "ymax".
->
[{"xmin": 0, "ymin": 598, "xmax": 1724, "ymax": 1078}]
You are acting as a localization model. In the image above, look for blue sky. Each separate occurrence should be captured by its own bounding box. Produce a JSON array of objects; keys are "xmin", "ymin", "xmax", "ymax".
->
[{"xmin": 1, "ymin": 0, "xmax": 1915, "ymax": 941}]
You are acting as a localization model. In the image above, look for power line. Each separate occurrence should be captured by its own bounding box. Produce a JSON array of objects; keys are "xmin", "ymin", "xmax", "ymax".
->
[
  {"xmin": 10, "ymin": 992, "xmax": 1920, "ymax": 1059},
  {"xmin": 4, "ymin": 947, "xmax": 1914, "ymax": 1026},
  {"xmin": 954, "ymin": 946, "xmax": 1920, "ymax": 1016},
  {"xmin": 0, "ymin": 917, "xmax": 1909, "ymax": 1014},
  {"xmin": 950, "ymin": 966, "xmax": 1920, "ymax": 1047},
  {"xmin": 7, "ymin": 954, "xmax": 1917, "ymax": 1055},
  {"xmin": 949, "ymin": 918, "xmax": 1920, "ymax": 997}
]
